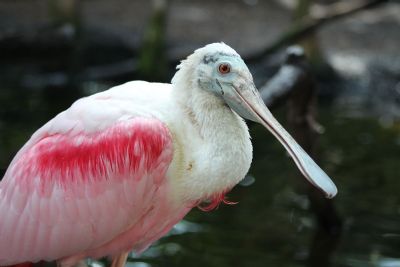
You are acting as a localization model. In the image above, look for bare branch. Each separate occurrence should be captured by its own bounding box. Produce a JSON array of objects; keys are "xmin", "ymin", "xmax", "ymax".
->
[{"xmin": 247, "ymin": 0, "xmax": 388, "ymax": 62}]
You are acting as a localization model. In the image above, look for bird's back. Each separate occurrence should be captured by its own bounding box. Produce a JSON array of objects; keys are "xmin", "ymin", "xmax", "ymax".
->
[{"xmin": 0, "ymin": 81, "xmax": 191, "ymax": 265}]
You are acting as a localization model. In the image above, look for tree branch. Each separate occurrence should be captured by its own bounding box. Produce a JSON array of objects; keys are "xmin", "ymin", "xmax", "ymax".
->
[{"xmin": 247, "ymin": 0, "xmax": 388, "ymax": 62}]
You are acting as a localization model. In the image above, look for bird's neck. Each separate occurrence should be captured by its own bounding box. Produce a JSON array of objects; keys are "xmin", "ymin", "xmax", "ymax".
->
[
  {"xmin": 172, "ymin": 73, "xmax": 230, "ymax": 137},
  {"xmin": 170, "ymin": 72, "xmax": 252, "ymax": 204}
]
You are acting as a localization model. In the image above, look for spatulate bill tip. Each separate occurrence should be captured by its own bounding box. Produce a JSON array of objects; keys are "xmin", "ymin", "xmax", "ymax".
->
[
  {"xmin": 323, "ymin": 188, "xmax": 337, "ymax": 199},
  {"xmin": 311, "ymin": 178, "xmax": 337, "ymax": 199},
  {"xmin": 326, "ymin": 186, "xmax": 338, "ymax": 199}
]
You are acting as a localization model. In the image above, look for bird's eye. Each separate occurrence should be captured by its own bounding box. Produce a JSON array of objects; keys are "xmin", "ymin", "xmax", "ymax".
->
[{"xmin": 218, "ymin": 63, "xmax": 231, "ymax": 74}]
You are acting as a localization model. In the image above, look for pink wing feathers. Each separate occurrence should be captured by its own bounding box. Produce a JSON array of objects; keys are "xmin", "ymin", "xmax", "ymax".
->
[{"xmin": 0, "ymin": 106, "xmax": 186, "ymax": 265}]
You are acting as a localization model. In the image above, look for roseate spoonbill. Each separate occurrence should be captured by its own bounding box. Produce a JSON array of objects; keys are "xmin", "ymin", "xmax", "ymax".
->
[{"xmin": 0, "ymin": 43, "xmax": 337, "ymax": 267}]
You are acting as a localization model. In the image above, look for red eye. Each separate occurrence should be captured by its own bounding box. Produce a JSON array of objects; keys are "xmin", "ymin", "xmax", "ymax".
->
[{"xmin": 218, "ymin": 63, "xmax": 231, "ymax": 74}]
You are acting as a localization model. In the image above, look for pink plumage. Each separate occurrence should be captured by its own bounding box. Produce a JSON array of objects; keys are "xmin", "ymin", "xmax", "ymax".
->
[
  {"xmin": 0, "ymin": 43, "xmax": 337, "ymax": 267},
  {"xmin": 0, "ymin": 117, "xmax": 191, "ymax": 265}
]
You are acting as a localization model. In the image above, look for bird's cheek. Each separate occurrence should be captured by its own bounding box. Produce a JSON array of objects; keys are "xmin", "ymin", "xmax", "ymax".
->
[{"xmin": 198, "ymin": 78, "xmax": 216, "ymax": 94}]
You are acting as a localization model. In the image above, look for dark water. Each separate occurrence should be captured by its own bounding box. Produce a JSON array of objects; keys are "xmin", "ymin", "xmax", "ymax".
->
[
  {"xmin": 131, "ymin": 111, "xmax": 400, "ymax": 267},
  {"xmin": 0, "ymin": 79, "xmax": 399, "ymax": 267}
]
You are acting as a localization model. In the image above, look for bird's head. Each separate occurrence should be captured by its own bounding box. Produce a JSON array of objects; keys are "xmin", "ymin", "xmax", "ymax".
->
[{"xmin": 173, "ymin": 43, "xmax": 337, "ymax": 199}]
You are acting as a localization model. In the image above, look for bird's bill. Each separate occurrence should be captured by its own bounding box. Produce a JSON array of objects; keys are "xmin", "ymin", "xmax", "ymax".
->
[{"xmin": 228, "ymin": 84, "xmax": 337, "ymax": 198}]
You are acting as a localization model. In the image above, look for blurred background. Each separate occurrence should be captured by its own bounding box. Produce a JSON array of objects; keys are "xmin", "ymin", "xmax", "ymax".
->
[{"xmin": 0, "ymin": 0, "xmax": 399, "ymax": 266}]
